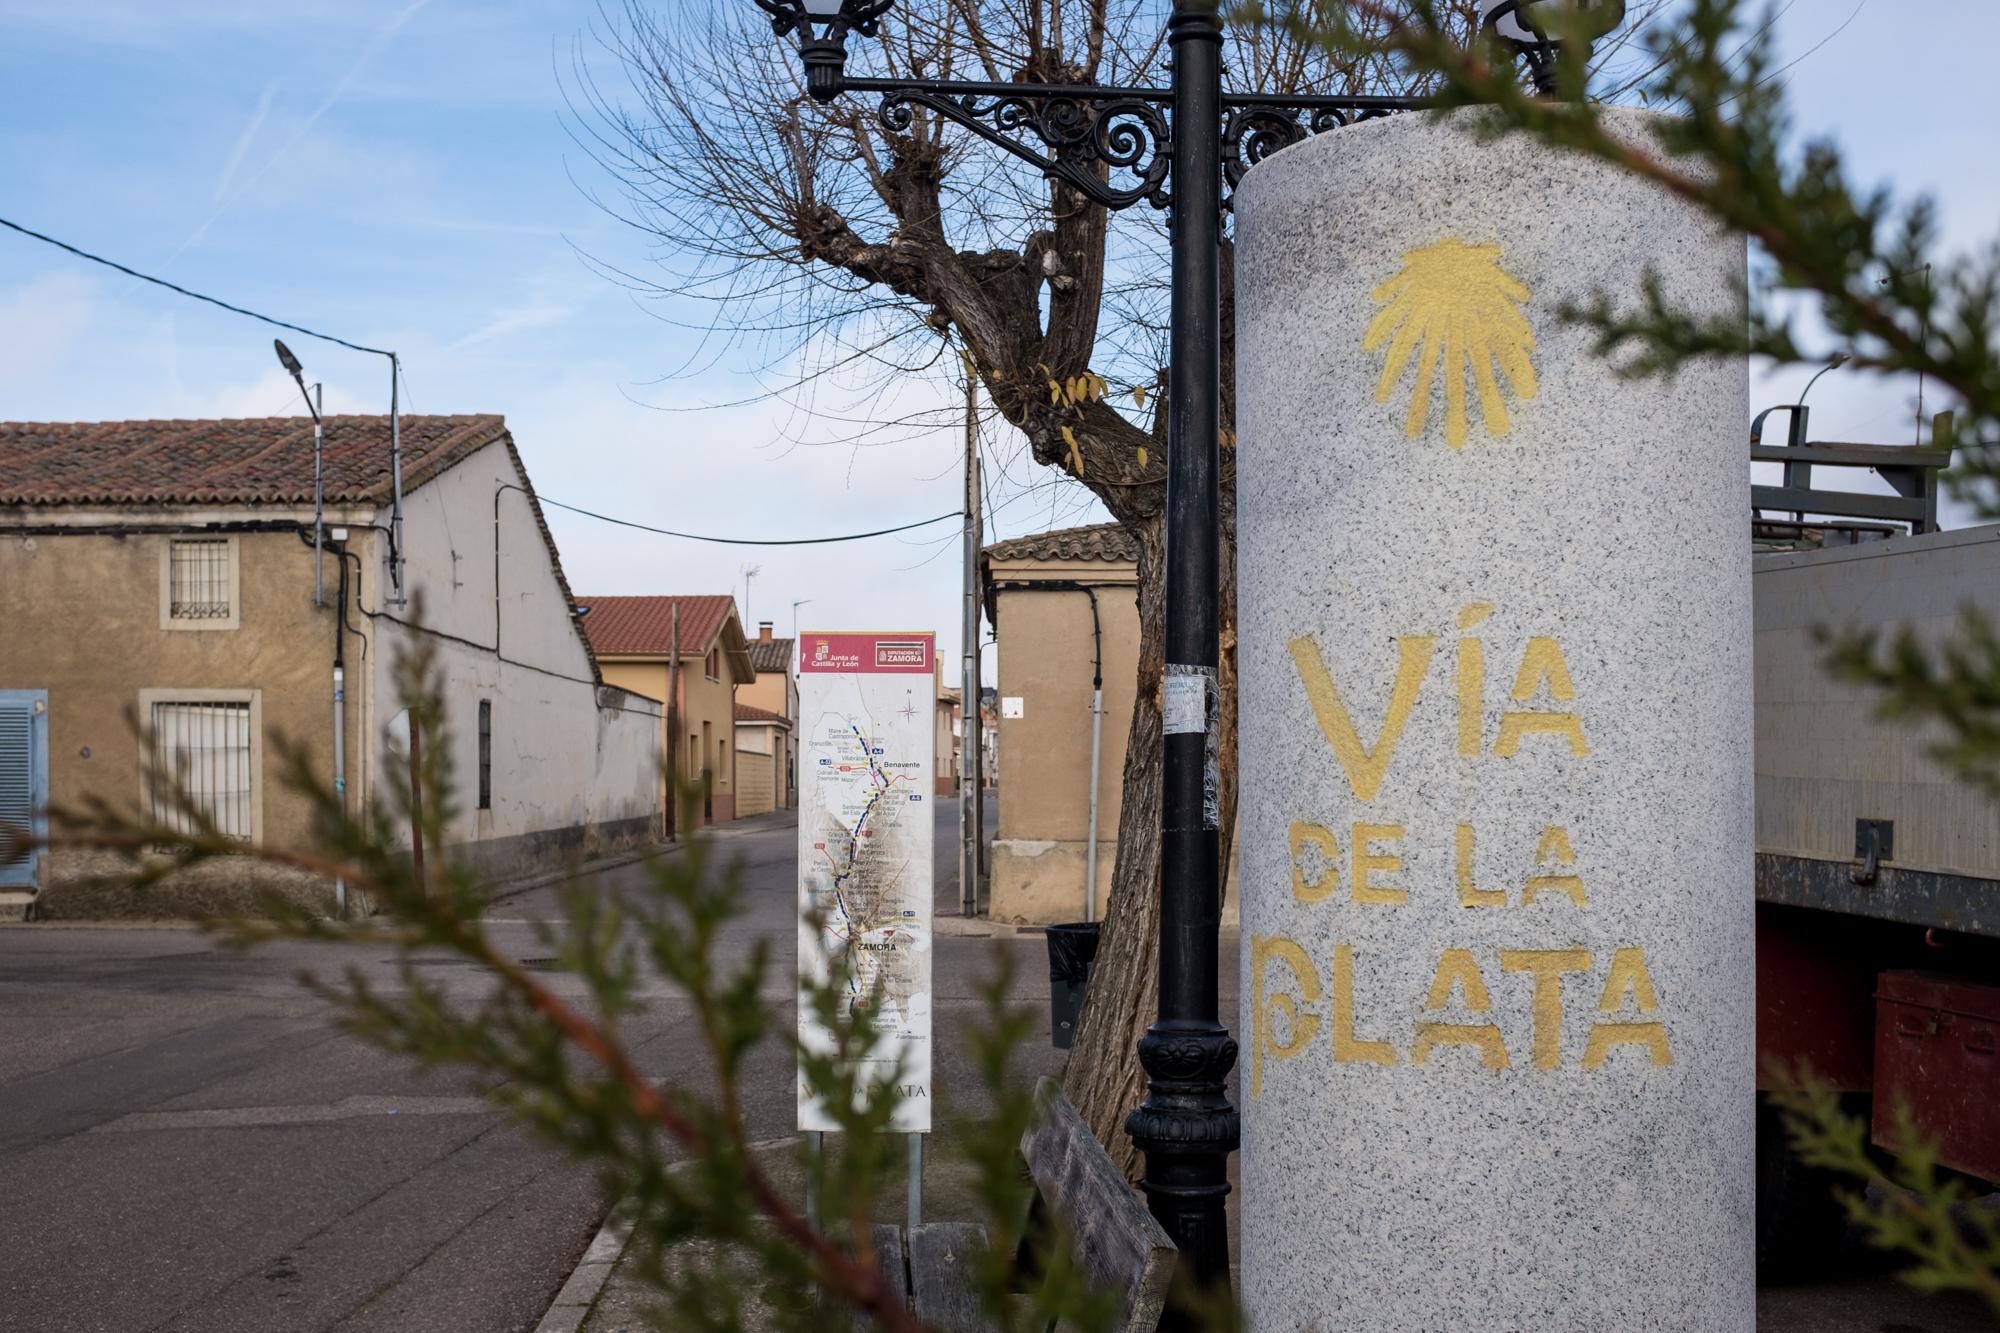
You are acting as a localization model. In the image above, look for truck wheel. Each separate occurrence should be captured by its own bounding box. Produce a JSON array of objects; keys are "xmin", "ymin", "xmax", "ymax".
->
[{"xmin": 1756, "ymin": 1091, "xmax": 1857, "ymax": 1280}]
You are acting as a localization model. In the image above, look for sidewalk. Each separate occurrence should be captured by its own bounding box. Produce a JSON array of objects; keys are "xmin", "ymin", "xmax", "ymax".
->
[{"xmin": 542, "ymin": 1134, "xmax": 1017, "ymax": 1333}]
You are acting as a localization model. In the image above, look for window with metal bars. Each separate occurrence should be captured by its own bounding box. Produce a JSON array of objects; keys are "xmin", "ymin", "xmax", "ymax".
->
[
  {"xmin": 477, "ymin": 701, "xmax": 492, "ymax": 811},
  {"xmin": 168, "ymin": 539, "xmax": 233, "ymax": 621},
  {"xmin": 149, "ymin": 700, "xmax": 254, "ymax": 842}
]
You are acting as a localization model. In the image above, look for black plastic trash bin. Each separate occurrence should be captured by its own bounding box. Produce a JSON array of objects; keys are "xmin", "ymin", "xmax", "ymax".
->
[{"xmin": 1046, "ymin": 921, "xmax": 1102, "ymax": 1049}]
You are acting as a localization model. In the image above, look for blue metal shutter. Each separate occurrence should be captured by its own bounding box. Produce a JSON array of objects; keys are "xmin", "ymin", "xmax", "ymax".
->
[{"xmin": 0, "ymin": 695, "xmax": 41, "ymax": 885}]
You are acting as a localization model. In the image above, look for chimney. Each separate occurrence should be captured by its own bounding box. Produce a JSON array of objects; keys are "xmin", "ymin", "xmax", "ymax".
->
[{"xmin": 759, "ymin": 621, "xmax": 774, "ymax": 641}]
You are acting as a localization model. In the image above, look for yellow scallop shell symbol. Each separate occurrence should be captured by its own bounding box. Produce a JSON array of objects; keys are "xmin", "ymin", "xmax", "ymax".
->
[{"xmin": 1364, "ymin": 238, "xmax": 1537, "ymax": 449}]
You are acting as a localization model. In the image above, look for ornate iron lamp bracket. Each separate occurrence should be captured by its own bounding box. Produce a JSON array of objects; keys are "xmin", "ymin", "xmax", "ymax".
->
[
  {"xmin": 846, "ymin": 77, "xmax": 1426, "ymax": 215},
  {"xmin": 850, "ymin": 77, "xmax": 1175, "ymax": 212},
  {"xmin": 1219, "ymin": 94, "xmax": 1422, "ymax": 206}
]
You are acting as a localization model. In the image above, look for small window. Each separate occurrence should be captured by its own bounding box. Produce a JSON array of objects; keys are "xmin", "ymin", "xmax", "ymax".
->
[
  {"xmin": 477, "ymin": 701, "xmax": 492, "ymax": 811},
  {"xmin": 147, "ymin": 698, "xmax": 256, "ymax": 841},
  {"xmin": 161, "ymin": 537, "xmax": 239, "ymax": 630},
  {"xmin": 706, "ymin": 648, "xmax": 720, "ymax": 681}
]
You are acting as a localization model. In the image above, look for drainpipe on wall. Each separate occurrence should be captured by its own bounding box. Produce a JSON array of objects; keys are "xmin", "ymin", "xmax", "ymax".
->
[
  {"xmin": 1080, "ymin": 588, "xmax": 1103, "ymax": 924},
  {"xmin": 667, "ymin": 603, "xmax": 680, "ymax": 841},
  {"xmin": 332, "ymin": 536, "xmax": 349, "ymax": 919}
]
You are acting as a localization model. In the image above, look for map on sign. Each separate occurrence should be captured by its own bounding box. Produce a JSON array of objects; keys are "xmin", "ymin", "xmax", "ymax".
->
[{"xmin": 797, "ymin": 631, "xmax": 936, "ymax": 1133}]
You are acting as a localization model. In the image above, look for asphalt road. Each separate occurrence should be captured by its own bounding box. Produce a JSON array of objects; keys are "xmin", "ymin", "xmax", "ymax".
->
[
  {"xmin": 0, "ymin": 799, "xmax": 1057, "ymax": 1333},
  {"xmin": 0, "ymin": 797, "xmax": 1988, "ymax": 1332}
]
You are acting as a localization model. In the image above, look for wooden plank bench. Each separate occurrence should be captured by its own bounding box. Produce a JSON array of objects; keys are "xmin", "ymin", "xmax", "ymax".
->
[{"xmin": 851, "ymin": 1077, "xmax": 1176, "ymax": 1331}]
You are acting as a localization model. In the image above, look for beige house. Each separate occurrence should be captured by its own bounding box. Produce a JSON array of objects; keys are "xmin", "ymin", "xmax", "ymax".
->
[
  {"xmin": 0, "ymin": 414, "xmax": 663, "ymax": 919},
  {"xmin": 934, "ymin": 670, "xmax": 962, "ymax": 796},
  {"xmin": 577, "ymin": 595, "xmax": 755, "ymax": 827},
  {"xmin": 738, "ymin": 623, "xmax": 797, "ymax": 809},
  {"xmin": 733, "ymin": 702, "xmax": 791, "ymax": 817},
  {"xmin": 982, "ymin": 523, "xmax": 1240, "ymax": 926},
  {"xmin": 981, "ymin": 524, "xmax": 1139, "ymax": 923}
]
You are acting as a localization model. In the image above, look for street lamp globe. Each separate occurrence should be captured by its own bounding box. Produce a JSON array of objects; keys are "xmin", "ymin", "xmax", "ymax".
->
[
  {"xmin": 1482, "ymin": 0, "xmax": 1626, "ymax": 93},
  {"xmin": 755, "ymin": 0, "xmax": 894, "ymax": 102}
]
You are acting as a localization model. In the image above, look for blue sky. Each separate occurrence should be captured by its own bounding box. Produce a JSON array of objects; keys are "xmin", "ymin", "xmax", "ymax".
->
[{"xmin": 1, "ymin": 1, "xmax": 1993, "ymax": 667}]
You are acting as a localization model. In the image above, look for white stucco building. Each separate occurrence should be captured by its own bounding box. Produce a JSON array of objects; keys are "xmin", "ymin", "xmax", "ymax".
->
[{"xmin": 0, "ymin": 413, "xmax": 661, "ymax": 917}]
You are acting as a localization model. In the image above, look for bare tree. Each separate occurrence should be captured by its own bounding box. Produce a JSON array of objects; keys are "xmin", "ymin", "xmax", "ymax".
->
[{"xmin": 569, "ymin": 0, "xmax": 1489, "ymax": 1175}]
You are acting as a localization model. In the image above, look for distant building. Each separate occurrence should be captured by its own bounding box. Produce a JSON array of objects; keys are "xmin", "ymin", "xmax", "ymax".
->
[
  {"xmin": 977, "ymin": 686, "xmax": 999, "ymax": 787},
  {"xmin": 981, "ymin": 522, "xmax": 1236, "ymax": 926},
  {"xmin": 934, "ymin": 668, "xmax": 962, "ymax": 796},
  {"xmin": 576, "ymin": 595, "xmax": 755, "ymax": 827},
  {"xmin": 981, "ymin": 524, "xmax": 1138, "ymax": 923},
  {"xmin": 0, "ymin": 415, "xmax": 663, "ymax": 919},
  {"xmin": 733, "ymin": 702, "xmax": 792, "ymax": 817},
  {"xmin": 738, "ymin": 622, "xmax": 797, "ymax": 809}
]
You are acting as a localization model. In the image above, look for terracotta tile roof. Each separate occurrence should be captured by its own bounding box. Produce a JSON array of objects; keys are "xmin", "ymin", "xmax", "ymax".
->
[
  {"xmin": 0, "ymin": 414, "xmax": 506, "ymax": 507},
  {"xmin": 0, "ymin": 413, "xmax": 610, "ymax": 687},
  {"xmin": 982, "ymin": 521, "xmax": 1138, "ymax": 564},
  {"xmin": 734, "ymin": 702, "xmax": 791, "ymax": 727},
  {"xmin": 748, "ymin": 636, "xmax": 794, "ymax": 674},
  {"xmin": 576, "ymin": 595, "xmax": 737, "ymax": 658}
]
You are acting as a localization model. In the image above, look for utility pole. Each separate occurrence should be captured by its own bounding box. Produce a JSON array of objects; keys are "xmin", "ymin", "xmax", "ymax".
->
[
  {"xmin": 960, "ymin": 360, "xmax": 983, "ymax": 918},
  {"xmin": 667, "ymin": 603, "xmax": 681, "ymax": 841}
]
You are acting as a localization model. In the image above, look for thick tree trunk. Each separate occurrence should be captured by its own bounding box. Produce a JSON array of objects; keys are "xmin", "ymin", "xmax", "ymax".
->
[{"xmin": 1060, "ymin": 242, "xmax": 1239, "ymax": 1181}]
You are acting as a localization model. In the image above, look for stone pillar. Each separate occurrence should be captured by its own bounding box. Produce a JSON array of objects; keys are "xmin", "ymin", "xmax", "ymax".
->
[{"xmin": 1233, "ymin": 109, "xmax": 1752, "ymax": 1331}]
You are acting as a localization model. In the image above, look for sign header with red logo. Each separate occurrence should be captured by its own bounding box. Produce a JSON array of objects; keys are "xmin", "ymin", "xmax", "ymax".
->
[{"xmin": 799, "ymin": 631, "xmax": 936, "ymax": 675}]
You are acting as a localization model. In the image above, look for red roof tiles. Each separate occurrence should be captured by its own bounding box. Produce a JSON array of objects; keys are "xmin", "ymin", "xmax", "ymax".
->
[
  {"xmin": 981, "ymin": 521, "xmax": 1138, "ymax": 564},
  {"xmin": 0, "ymin": 415, "xmax": 507, "ymax": 507},
  {"xmin": 734, "ymin": 702, "xmax": 790, "ymax": 726},
  {"xmin": 576, "ymin": 595, "xmax": 737, "ymax": 658}
]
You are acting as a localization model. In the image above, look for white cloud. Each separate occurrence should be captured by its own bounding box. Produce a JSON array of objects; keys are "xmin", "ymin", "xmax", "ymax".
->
[
  {"xmin": 179, "ymin": 365, "xmax": 373, "ymax": 421},
  {"xmin": 0, "ymin": 272, "xmax": 97, "ymax": 391}
]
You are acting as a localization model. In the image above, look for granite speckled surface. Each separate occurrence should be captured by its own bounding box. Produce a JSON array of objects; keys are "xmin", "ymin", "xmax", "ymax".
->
[{"xmin": 1232, "ymin": 107, "xmax": 1753, "ymax": 1331}]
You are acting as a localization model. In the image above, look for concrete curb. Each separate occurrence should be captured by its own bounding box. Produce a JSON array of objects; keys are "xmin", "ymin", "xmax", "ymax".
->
[
  {"xmin": 532, "ymin": 1135, "xmax": 800, "ymax": 1333},
  {"xmin": 532, "ymin": 1200, "xmax": 637, "ymax": 1333},
  {"xmin": 2, "ymin": 844, "xmax": 685, "ymax": 928},
  {"xmin": 931, "ymin": 917, "xmax": 1243, "ymax": 940},
  {"xmin": 0, "ymin": 916, "xmax": 207, "ymax": 931},
  {"xmin": 933, "ymin": 915, "xmax": 1039, "ymax": 938},
  {"xmin": 479, "ymin": 809, "xmax": 803, "ymax": 908},
  {"xmin": 481, "ymin": 842, "xmax": 680, "ymax": 910},
  {"xmin": 5, "ymin": 810, "xmax": 806, "ymax": 928}
]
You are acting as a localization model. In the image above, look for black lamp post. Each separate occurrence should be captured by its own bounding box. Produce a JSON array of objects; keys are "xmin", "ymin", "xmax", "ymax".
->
[
  {"xmin": 756, "ymin": 0, "xmax": 1611, "ymax": 1311},
  {"xmin": 1482, "ymin": 0, "xmax": 1628, "ymax": 95}
]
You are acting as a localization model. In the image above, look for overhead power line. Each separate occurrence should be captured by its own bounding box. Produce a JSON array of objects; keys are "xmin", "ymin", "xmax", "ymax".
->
[
  {"xmin": 536, "ymin": 496, "xmax": 963, "ymax": 546},
  {"xmin": 2, "ymin": 213, "xmax": 963, "ymax": 548},
  {"xmin": 0, "ymin": 214, "xmax": 392, "ymax": 358}
]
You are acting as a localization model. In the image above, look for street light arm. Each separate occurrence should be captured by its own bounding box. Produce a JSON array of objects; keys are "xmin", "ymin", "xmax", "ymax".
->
[
  {"xmin": 832, "ymin": 74, "xmax": 1426, "ymax": 213},
  {"xmin": 1221, "ymin": 98, "xmax": 1413, "ymax": 199},
  {"xmin": 869, "ymin": 81, "xmax": 1174, "ymax": 212}
]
